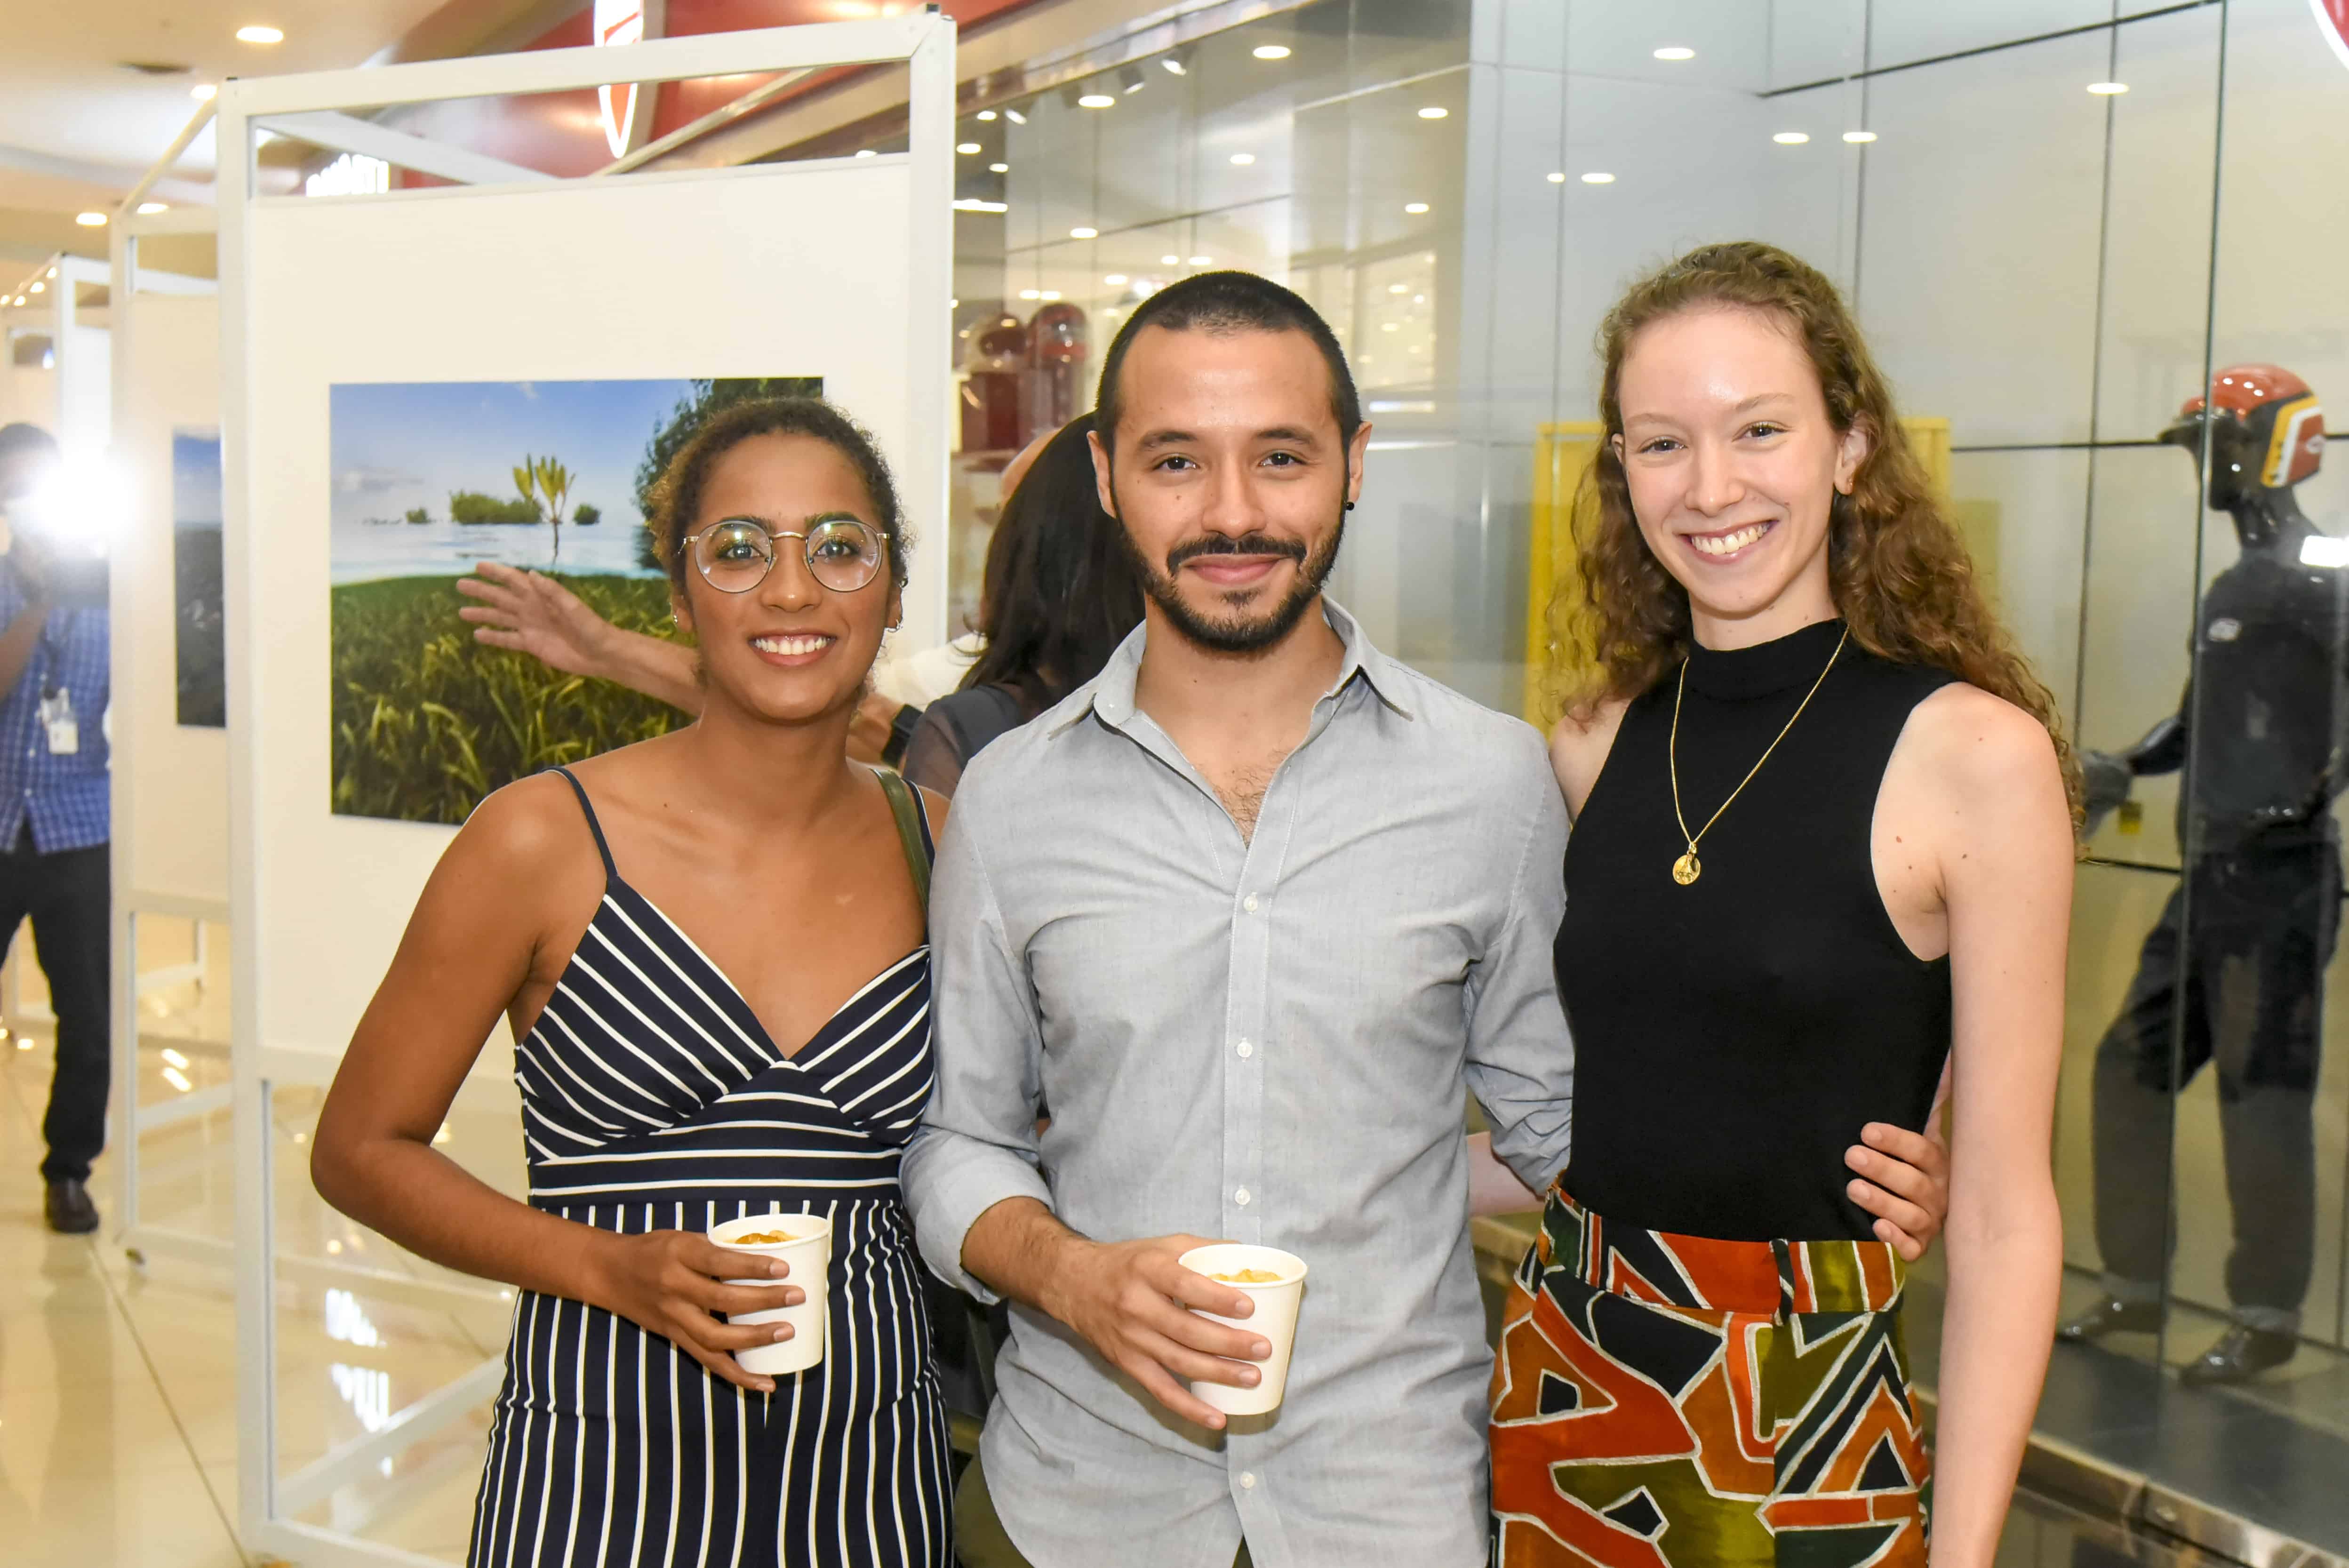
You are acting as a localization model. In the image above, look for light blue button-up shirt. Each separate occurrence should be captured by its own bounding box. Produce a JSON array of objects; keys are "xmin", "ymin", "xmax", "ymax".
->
[{"xmin": 903, "ymin": 601, "xmax": 1573, "ymax": 1568}]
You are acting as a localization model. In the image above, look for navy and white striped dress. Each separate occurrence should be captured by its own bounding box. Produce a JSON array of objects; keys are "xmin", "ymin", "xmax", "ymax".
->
[{"xmin": 468, "ymin": 767, "xmax": 952, "ymax": 1568}]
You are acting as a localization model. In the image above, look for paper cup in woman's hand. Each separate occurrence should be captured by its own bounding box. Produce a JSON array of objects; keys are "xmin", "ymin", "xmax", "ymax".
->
[{"xmin": 710, "ymin": 1212, "xmax": 831, "ymax": 1376}]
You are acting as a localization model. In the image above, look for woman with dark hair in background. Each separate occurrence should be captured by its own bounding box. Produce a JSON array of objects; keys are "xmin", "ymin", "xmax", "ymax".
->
[
  {"xmin": 897, "ymin": 413, "xmax": 1144, "ymax": 793},
  {"xmin": 313, "ymin": 399, "xmax": 953, "ymax": 1567},
  {"xmin": 458, "ymin": 413, "xmax": 1144, "ymax": 798}
]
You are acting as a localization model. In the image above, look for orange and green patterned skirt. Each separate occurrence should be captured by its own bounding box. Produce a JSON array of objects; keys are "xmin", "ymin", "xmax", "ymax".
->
[{"xmin": 1490, "ymin": 1187, "xmax": 1929, "ymax": 1568}]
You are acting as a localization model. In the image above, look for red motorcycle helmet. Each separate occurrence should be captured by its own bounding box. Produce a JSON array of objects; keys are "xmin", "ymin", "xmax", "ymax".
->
[{"xmin": 2160, "ymin": 363, "xmax": 2325, "ymax": 490}]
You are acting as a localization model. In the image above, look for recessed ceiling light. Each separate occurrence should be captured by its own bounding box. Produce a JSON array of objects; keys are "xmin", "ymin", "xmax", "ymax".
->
[
  {"xmin": 1104, "ymin": 273, "xmax": 1128, "ymax": 284},
  {"xmin": 1404, "ymin": 201, "xmax": 1430, "ymax": 213},
  {"xmin": 1654, "ymin": 46, "xmax": 1696, "ymax": 61},
  {"xmin": 236, "ymin": 24, "xmax": 284, "ymax": 44},
  {"xmin": 1417, "ymin": 106, "xmax": 1448, "ymax": 120},
  {"xmin": 1581, "ymin": 171, "xmax": 1614, "ymax": 184},
  {"xmin": 951, "ymin": 198, "xmax": 1009, "ymax": 212},
  {"xmin": 137, "ymin": 201, "xmax": 168, "ymax": 214},
  {"xmin": 2087, "ymin": 80, "xmax": 2129, "ymax": 94},
  {"xmin": 1843, "ymin": 129, "xmax": 1878, "ymax": 143},
  {"xmin": 1077, "ymin": 92, "xmax": 1115, "ymax": 108},
  {"xmin": 1230, "ymin": 152, "xmax": 1255, "ymax": 165},
  {"xmin": 855, "ymin": 148, "xmax": 877, "ymax": 158},
  {"xmin": 75, "ymin": 211, "xmax": 108, "ymax": 227},
  {"xmin": 1040, "ymin": 290, "xmax": 1062, "ymax": 301},
  {"xmin": 1019, "ymin": 288, "xmax": 1040, "ymax": 301},
  {"xmin": 1162, "ymin": 57, "xmax": 1187, "ymax": 76},
  {"xmin": 1189, "ymin": 255, "xmax": 1212, "ymax": 265},
  {"xmin": 1546, "ymin": 171, "xmax": 1566, "ymax": 183},
  {"xmin": 1773, "ymin": 131, "xmax": 1810, "ymax": 144},
  {"xmin": 1003, "ymin": 107, "xmax": 1027, "ymax": 125},
  {"xmin": 957, "ymin": 142, "xmax": 981, "ymax": 154},
  {"xmin": 1253, "ymin": 44, "xmax": 1292, "ymax": 60},
  {"xmin": 190, "ymin": 83, "xmax": 217, "ymax": 101},
  {"xmin": 1388, "ymin": 283, "xmax": 1407, "ymax": 293},
  {"xmin": 29, "ymin": 281, "xmax": 43, "ymax": 293},
  {"xmin": 977, "ymin": 110, "xmax": 997, "ymax": 121},
  {"xmin": 1070, "ymin": 226, "xmax": 1098, "ymax": 239},
  {"xmin": 989, "ymin": 162, "xmax": 1008, "ymax": 173}
]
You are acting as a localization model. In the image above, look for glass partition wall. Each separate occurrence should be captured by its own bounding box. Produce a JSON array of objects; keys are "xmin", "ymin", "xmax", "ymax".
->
[{"xmin": 885, "ymin": 0, "xmax": 2349, "ymax": 1551}]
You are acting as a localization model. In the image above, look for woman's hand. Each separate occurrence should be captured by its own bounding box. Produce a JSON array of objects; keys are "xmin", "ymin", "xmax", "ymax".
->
[
  {"xmin": 586, "ymin": 1229, "xmax": 809, "ymax": 1395},
  {"xmin": 457, "ymin": 562, "xmax": 618, "ymax": 677}
]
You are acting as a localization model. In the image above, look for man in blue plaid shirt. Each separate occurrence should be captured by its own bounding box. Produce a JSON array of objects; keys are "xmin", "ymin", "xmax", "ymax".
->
[{"xmin": 0, "ymin": 424, "xmax": 111, "ymax": 1234}]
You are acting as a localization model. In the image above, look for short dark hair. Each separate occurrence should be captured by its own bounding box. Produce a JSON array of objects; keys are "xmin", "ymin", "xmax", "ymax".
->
[
  {"xmin": 646, "ymin": 397, "xmax": 907, "ymax": 596},
  {"xmin": 961, "ymin": 412, "xmax": 1144, "ymax": 711},
  {"xmin": 1093, "ymin": 271, "xmax": 1360, "ymax": 453}
]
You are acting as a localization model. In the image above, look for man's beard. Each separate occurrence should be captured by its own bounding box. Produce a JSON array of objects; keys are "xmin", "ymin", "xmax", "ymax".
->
[{"xmin": 1114, "ymin": 500, "xmax": 1347, "ymax": 656}]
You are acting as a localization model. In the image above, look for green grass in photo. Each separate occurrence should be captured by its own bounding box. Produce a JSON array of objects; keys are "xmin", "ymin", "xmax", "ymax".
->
[{"xmin": 332, "ymin": 573, "xmax": 687, "ymax": 825}]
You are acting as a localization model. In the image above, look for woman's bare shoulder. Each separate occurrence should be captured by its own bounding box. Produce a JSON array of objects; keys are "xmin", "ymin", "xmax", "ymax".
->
[{"xmin": 1548, "ymin": 696, "xmax": 1631, "ymax": 819}]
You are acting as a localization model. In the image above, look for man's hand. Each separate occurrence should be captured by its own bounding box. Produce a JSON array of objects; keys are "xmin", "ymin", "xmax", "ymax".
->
[
  {"xmin": 1036, "ymin": 1232, "xmax": 1269, "ymax": 1431},
  {"xmin": 457, "ymin": 562, "xmax": 618, "ymax": 678},
  {"xmin": 1846, "ymin": 1116, "xmax": 1950, "ymax": 1262}
]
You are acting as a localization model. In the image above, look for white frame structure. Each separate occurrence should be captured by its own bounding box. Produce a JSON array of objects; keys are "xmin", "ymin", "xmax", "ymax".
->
[
  {"xmin": 216, "ymin": 16, "xmax": 954, "ymax": 1564},
  {"xmin": 105, "ymin": 199, "xmax": 231, "ymax": 1268}
]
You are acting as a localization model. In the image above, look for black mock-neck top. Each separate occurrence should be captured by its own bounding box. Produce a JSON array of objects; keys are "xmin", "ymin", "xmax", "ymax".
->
[{"xmin": 1554, "ymin": 618, "xmax": 1959, "ymax": 1242}]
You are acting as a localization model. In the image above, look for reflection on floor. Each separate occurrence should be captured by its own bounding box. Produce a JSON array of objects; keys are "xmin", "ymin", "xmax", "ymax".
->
[{"xmin": 1911, "ymin": 1263, "xmax": 2349, "ymax": 1557}]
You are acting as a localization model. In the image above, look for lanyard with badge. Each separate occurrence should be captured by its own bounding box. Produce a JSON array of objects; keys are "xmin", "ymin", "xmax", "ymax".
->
[{"xmin": 35, "ymin": 613, "xmax": 76, "ymax": 756}]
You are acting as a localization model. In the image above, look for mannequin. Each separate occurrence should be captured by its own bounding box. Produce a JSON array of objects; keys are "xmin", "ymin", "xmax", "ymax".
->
[{"xmin": 2063, "ymin": 365, "xmax": 2338, "ymax": 1385}]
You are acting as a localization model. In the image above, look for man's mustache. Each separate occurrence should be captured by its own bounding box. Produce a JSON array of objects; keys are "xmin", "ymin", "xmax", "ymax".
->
[{"xmin": 1165, "ymin": 533, "xmax": 1310, "ymax": 573}]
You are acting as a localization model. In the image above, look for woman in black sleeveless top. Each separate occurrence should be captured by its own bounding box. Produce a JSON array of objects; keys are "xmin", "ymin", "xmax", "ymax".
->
[
  {"xmin": 313, "ymin": 400, "xmax": 951, "ymax": 1565},
  {"xmin": 1491, "ymin": 245, "xmax": 2077, "ymax": 1568}
]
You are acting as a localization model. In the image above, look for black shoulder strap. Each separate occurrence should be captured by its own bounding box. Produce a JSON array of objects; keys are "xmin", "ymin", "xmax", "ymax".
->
[
  {"xmin": 548, "ymin": 767, "xmax": 619, "ymax": 884},
  {"xmin": 876, "ymin": 768, "xmax": 933, "ymax": 913}
]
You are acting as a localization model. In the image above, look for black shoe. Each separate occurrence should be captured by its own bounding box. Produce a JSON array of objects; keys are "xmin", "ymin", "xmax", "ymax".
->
[
  {"xmin": 2057, "ymin": 1296, "xmax": 2162, "ymax": 1344},
  {"xmin": 2180, "ymin": 1326, "xmax": 2297, "ymax": 1387},
  {"xmin": 43, "ymin": 1177, "xmax": 98, "ymax": 1235}
]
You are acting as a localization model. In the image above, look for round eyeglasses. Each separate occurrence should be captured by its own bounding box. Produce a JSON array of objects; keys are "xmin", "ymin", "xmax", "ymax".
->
[{"xmin": 681, "ymin": 514, "xmax": 892, "ymax": 595}]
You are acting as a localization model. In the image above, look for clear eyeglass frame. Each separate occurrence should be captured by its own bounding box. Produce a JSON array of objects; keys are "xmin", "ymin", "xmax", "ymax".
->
[{"xmin": 680, "ymin": 514, "xmax": 893, "ymax": 595}]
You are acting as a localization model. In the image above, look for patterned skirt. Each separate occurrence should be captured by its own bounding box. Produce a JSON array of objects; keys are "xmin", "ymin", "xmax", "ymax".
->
[{"xmin": 1490, "ymin": 1188, "xmax": 1928, "ymax": 1568}]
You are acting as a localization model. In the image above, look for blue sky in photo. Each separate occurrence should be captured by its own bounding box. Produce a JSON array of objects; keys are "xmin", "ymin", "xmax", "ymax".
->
[
  {"xmin": 171, "ymin": 429, "xmax": 221, "ymax": 530},
  {"xmin": 328, "ymin": 378, "xmax": 695, "ymax": 532}
]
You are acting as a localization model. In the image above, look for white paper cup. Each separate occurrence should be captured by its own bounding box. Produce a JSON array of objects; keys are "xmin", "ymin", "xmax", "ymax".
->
[
  {"xmin": 710, "ymin": 1212, "xmax": 831, "ymax": 1376},
  {"xmin": 1178, "ymin": 1243, "xmax": 1308, "ymax": 1417}
]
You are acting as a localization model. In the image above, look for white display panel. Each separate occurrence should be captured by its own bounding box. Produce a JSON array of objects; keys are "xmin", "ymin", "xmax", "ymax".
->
[
  {"xmin": 117, "ymin": 290, "xmax": 227, "ymax": 905},
  {"xmin": 240, "ymin": 158, "xmax": 915, "ymax": 1066}
]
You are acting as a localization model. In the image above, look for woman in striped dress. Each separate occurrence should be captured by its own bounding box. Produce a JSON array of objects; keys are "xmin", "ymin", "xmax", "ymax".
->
[{"xmin": 312, "ymin": 398, "xmax": 953, "ymax": 1566}]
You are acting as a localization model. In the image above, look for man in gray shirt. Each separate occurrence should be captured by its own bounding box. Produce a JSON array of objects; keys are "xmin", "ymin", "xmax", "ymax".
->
[{"xmin": 903, "ymin": 272, "xmax": 1569, "ymax": 1566}]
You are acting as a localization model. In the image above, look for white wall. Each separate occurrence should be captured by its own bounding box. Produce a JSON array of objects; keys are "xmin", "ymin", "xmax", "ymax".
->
[
  {"xmin": 116, "ymin": 288, "xmax": 227, "ymax": 906},
  {"xmin": 235, "ymin": 158, "xmax": 918, "ymax": 1063}
]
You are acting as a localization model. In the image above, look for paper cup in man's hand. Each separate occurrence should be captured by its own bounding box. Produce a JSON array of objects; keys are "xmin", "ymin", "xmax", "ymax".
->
[{"xmin": 1178, "ymin": 1243, "xmax": 1308, "ymax": 1416}]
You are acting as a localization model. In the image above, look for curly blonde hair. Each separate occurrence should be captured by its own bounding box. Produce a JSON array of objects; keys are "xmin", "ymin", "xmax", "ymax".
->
[{"xmin": 1552, "ymin": 240, "xmax": 2082, "ymax": 824}]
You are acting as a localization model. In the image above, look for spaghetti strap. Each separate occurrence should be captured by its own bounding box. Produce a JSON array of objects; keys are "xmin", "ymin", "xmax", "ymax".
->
[
  {"xmin": 875, "ymin": 768, "xmax": 933, "ymax": 913},
  {"xmin": 547, "ymin": 766, "xmax": 619, "ymax": 884}
]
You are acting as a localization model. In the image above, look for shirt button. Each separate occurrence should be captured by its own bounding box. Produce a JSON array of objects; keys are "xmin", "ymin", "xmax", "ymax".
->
[
  {"xmin": 1242, "ymin": 894, "xmax": 1260, "ymax": 913},
  {"xmin": 1235, "ymin": 1039, "xmax": 1253, "ymax": 1059},
  {"xmin": 1239, "ymin": 1472, "xmax": 1257, "ymax": 1490},
  {"xmin": 1234, "ymin": 1187, "xmax": 1251, "ymax": 1207}
]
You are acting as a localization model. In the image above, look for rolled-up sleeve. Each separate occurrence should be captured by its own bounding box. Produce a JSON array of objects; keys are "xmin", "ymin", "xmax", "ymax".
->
[
  {"xmin": 902, "ymin": 797, "xmax": 1052, "ymax": 1302},
  {"xmin": 1461, "ymin": 738, "xmax": 1574, "ymax": 1194}
]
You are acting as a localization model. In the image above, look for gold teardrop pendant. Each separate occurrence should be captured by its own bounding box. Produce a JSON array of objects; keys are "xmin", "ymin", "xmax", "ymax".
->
[{"xmin": 1672, "ymin": 851, "xmax": 1702, "ymax": 886}]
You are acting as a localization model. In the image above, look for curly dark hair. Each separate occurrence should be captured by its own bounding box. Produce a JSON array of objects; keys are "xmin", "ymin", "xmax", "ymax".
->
[
  {"xmin": 1552, "ymin": 240, "xmax": 2082, "ymax": 825},
  {"xmin": 646, "ymin": 397, "xmax": 908, "ymax": 598}
]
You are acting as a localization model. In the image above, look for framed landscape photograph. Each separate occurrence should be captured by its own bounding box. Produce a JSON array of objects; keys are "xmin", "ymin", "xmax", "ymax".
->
[{"xmin": 328, "ymin": 376, "xmax": 820, "ymax": 824}]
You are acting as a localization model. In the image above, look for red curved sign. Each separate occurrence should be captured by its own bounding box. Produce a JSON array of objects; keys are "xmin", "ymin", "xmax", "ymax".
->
[{"xmin": 2318, "ymin": 0, "xmax": 2349, "ymax": 72}]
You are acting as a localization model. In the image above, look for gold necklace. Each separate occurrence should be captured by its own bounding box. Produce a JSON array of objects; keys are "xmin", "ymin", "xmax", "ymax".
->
[{"xmin": 1668, "ymin": 624, "xmax": 1848, "ymax": 885}]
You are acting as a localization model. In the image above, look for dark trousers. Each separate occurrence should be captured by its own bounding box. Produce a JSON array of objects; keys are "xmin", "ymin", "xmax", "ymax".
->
[
  {"xmin": 2089, "ymin": 841, "xmax": 2336, "ymax": 1321},
  {"xmin": 0, "ymin": 834, "xmax": 111, "ymax": 1182}
]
